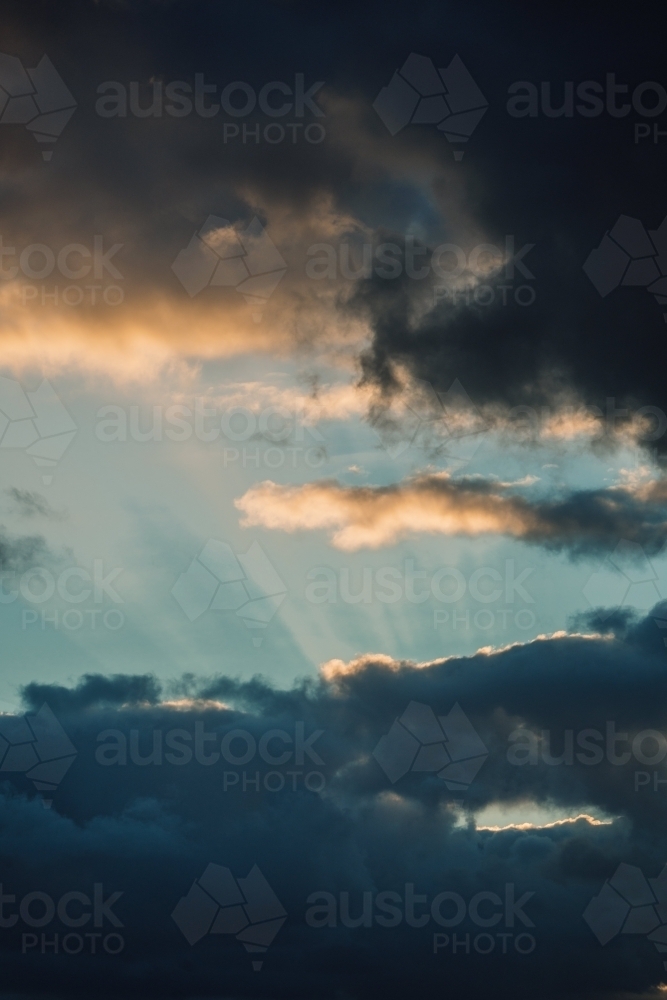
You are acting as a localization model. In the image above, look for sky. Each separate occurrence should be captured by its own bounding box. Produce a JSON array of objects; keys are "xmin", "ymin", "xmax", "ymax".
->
[{"xmin": 1, "ymin": 1, "xmax": 667, "ymax": 997}]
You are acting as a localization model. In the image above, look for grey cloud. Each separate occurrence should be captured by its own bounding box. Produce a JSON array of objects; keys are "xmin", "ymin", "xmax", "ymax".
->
[
  {"xmin": 3, "ymin": 613, "xmax": 667, "ymax": 996},
  {"xmin": 4, "ymin": 488, "xmax": 66, "ymax": 520}
]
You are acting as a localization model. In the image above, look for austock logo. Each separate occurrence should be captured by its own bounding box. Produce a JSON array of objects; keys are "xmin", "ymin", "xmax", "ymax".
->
[
  {"xmin": 373, "ymin": 53, "xmax": 488, "ymax": 159},
  {"xmin": 2, "ymin": 882, "xmax": 124, "ymax": 956},
  {"xmin": 0, "ymin": 703, "xmax": 76, "ymax": 807},
  {"xmin": 584, "ymin": 862, "xmax": 667, "ymax": 968},
  {"xmin": 370, "ymin": 377, "xmax": 488, "ymax": 464},
  {"xmin": 0, "ymin": 377, "xmax": 77, "ymax": 485},
  {"xmin": 305, "ymin": 882, "xmax": 536, "ymax": 956},
  {"xmin": 583, "ymin": 214, "xmax": 667, "ymax": 320},
  {"xmin": 582, "ymin": 538, "xmax": 667, "ymax": 647},
  {"xmin": 0, "ymin": 53, "xmax": 76, "ymax": 160},
  {"xmin": 172, "ymin": 215, "xmax": 287, "ymax": 322},
  {"xmin": 373, "ymin": 701, "xmax": 488, "ymax": 790},
  {"xmin": 171, "ymin": 863, "xmax": 286, "ymax": 971},
  {"xmin": 171, "ymin": 539, "xmax": 286, "ymax": 646}
]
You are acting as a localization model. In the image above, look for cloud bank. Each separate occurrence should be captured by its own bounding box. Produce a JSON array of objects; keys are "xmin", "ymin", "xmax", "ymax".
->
[{"xmin": 1, "ymin": 611, "xmax": 667, "ymax": 997}]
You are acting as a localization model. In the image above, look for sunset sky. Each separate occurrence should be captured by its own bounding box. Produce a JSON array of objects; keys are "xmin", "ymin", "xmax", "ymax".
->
[{"xmin": 1, "ymin": 2, "xmax": 667, "ymax": 998}]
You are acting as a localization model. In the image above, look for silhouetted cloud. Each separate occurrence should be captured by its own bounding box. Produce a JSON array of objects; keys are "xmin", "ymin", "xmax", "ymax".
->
[{"xmin": 2, "ymin": 612, "xmax": 667, "ymax": 997}]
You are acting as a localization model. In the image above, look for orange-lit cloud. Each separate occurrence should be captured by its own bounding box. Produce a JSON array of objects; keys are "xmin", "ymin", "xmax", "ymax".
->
[{"xmin": 236, "ymin": 471, "xmax": 667, "ymax": 553}]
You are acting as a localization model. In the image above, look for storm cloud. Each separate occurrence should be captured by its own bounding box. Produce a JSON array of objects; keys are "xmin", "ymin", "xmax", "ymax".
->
[
  {"xmin": 0, "ymin": 0, "xmax": 664, "ymax": 459},
  {"xmin": 1, "ymin": 612, "xmax": 667, "ymax": 998}
]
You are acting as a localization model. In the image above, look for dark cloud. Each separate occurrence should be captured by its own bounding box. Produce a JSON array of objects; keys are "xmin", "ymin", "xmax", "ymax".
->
[
  {"xmin": 0, "ymin": 4, "xmax": 666, "ymax": 998},
  {"xmin": 1, "ymin": 612, "xmax": 667, "ymax": 997},
  {"xmin": 0, "ymin": 0, "xmax": 662, "ymax": 457},
  {"xmin": 0, "ymin": 527, "xmax": 51, "ymax": 570},
  {"xmin": 568, "ymin": 605, "xmax": 647, "ymax": 639},
  {"xmin": 342, "ymin": 7, "xmax": 667, "ymax": 452}
]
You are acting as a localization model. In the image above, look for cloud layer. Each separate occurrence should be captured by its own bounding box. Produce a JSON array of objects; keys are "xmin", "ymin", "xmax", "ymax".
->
[
  {"xmin": 0, "ymin": 611, "xmax": 666, "ymax": 998},
  {"xmin": 236, "ymin": 472, "xmax": 667, "ymax": 554}
]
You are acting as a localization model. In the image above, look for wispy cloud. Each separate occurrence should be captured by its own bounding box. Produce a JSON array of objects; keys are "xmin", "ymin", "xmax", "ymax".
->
[{"xmin": 236, "ymin": 472, "xmax": 667, "ymax": 554}]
